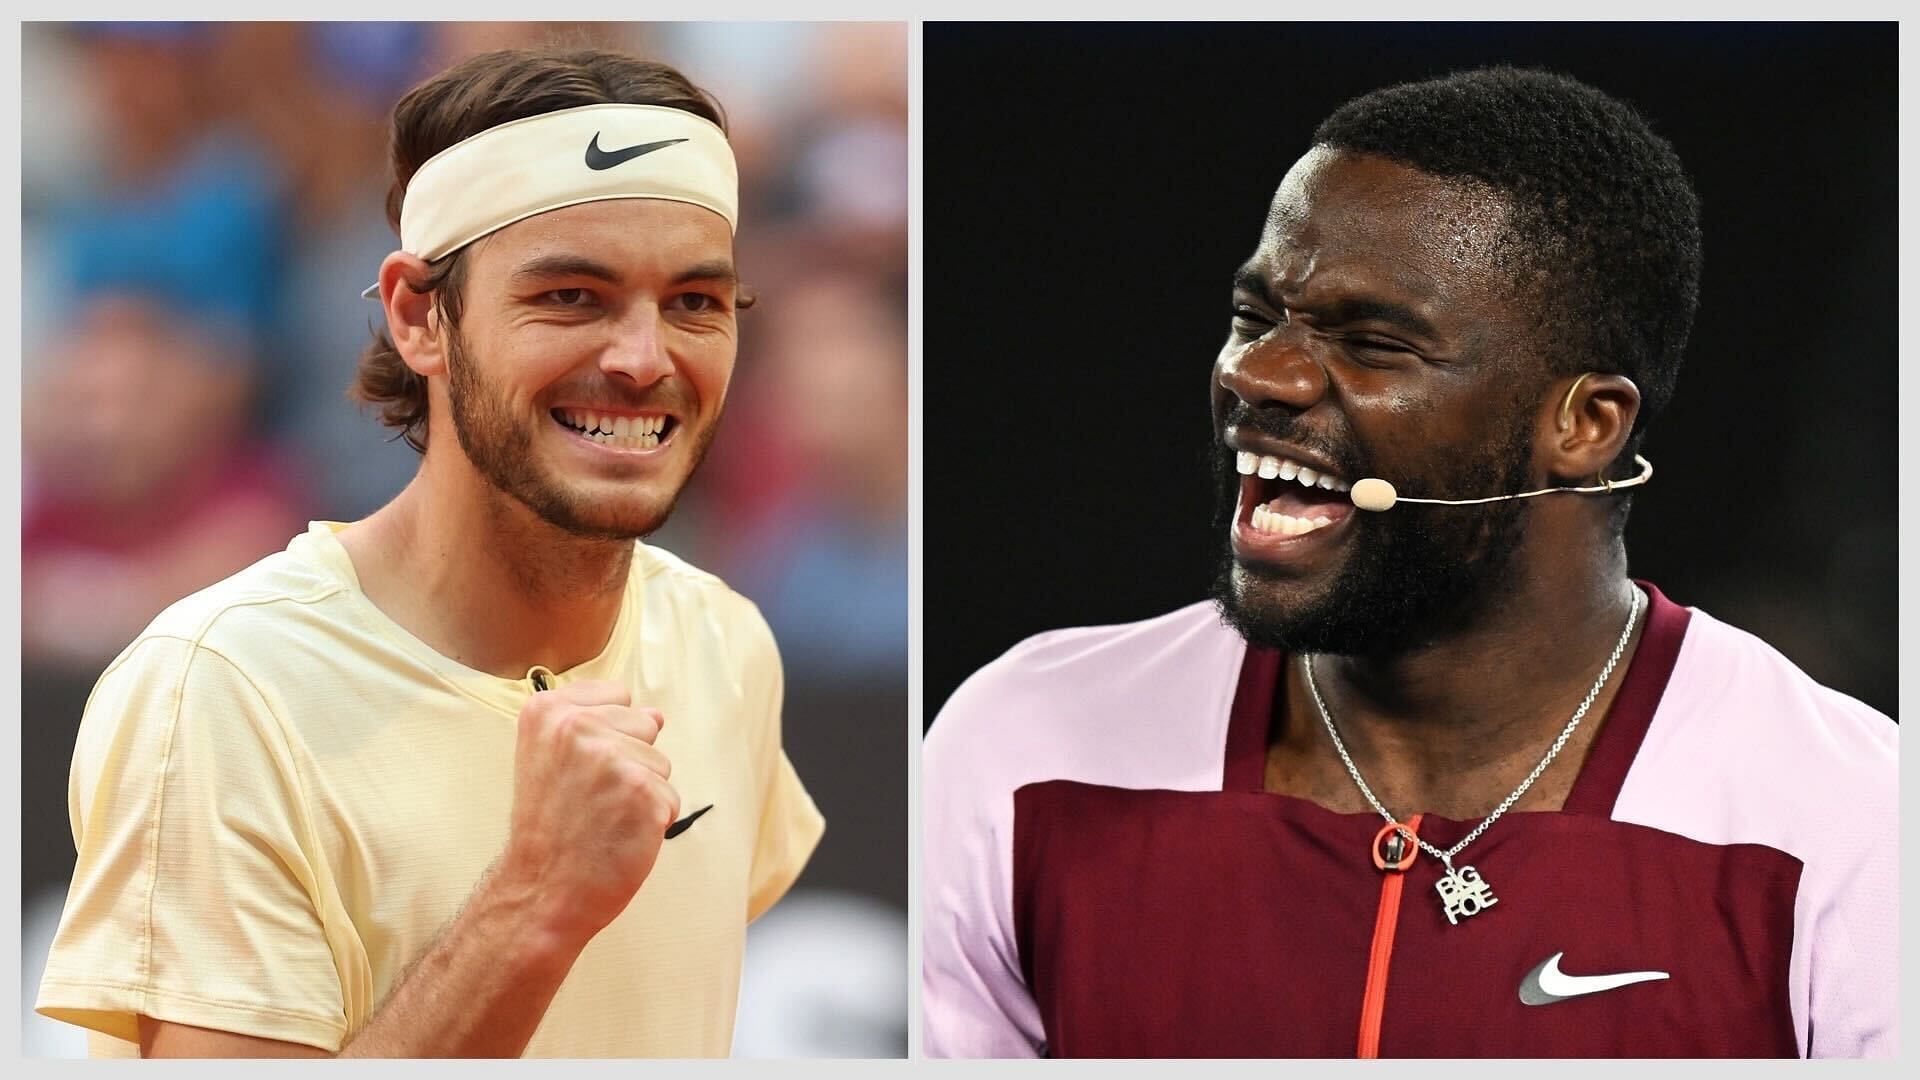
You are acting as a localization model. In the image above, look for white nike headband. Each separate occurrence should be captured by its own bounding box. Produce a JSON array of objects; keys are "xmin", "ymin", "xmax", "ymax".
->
[{"xmin": 362, "ymin": 102, "xmax": 737, "ymax": 298}]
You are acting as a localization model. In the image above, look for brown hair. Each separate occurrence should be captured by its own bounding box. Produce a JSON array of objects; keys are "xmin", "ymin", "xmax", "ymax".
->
[{"xmin": 352, "ymin": 47, "xmax": 727, "ymax": 452}]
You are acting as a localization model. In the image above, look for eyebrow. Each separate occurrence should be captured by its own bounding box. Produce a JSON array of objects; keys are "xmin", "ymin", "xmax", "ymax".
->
[
  {"xmin": 511, "ymin": 254, "xmax": 625, "ymax": 286},
  {"xmin": 1232, "ymin": 265, "xmax": 1282, "ymax": 309},
  {"xmin": 508, "ymin": 256, "xmax": 740, "ymax": 290},
  {"xmin": 1232, "ymin": 266, "xmax": 1438, "ymax": 340},
  {"xmin": 1311, "ymin": 298, "xmax": 1438, "ymax": 340},
  {"xmin": 671, "ymin": 260, "xmax": 739, "ymax": 289}
]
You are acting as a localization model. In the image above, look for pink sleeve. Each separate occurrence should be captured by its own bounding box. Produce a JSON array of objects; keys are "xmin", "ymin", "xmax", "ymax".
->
[
  {"xmin": 1612, "ymin": 611, "xmax": 1898, "ymax": 1058},
  {"xmin": 918, "ymin": 604, "xmax": 1246, "ymax": 1057},
  {"xmin": 921, "ymin": 675, "xmax": 1046, "ymax": 1057},
  {"xmin": 1795, "ymin": 685, "xmax": 1899, "ymax": 1058}
]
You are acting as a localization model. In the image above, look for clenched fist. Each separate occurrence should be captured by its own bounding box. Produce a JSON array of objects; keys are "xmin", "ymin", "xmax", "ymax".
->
[{"xmin": 494, "ymin": 679, "xmax": 680, "ymax": 948}]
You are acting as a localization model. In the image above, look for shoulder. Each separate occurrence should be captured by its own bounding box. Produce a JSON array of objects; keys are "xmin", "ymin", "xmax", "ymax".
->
[
  {"xmin": 926, "ymin": 600, "xmax": 1246, "ymax": 793},
  {"xmin": 73, "ymin": 598, "xmax": 315, "ymax": 834},
  {"xmin": 980, "ymin": 599, "xmax": 1241, "ymax": 674},
  {"xmin": 631, "ymin": 537, "xmax": 729, "ymax": 590},
  {"xmin": 1668, "ymin": 605, "xmax": 1894, "ymax": 782},
  {"xmin": 1634, "ymin": 597, "xmax": 1898, "ymax": 1058},
  {"xmin": 76, "ymin": 540, "xmax": 347, "ymax": 761},
  {"xmin": 1622, "ymin": 599, "xmax": 1896, "ymax": 850},
  {"xmin": 97, "ymin": 544, "xmax": 346, "ymax": 687},
  {"xmin": 933, "ymin": 600, "xmax": 1243, "ymax": 734},
  {"xmin": 630, "ymin": 540, "xmax": 778, "ymax": 659}
]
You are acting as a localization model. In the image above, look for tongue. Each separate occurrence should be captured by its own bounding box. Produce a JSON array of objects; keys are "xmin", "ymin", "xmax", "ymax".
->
[{"xmin": 1266, "ymin": 484, "xmax": 1350, "ymax": 518}]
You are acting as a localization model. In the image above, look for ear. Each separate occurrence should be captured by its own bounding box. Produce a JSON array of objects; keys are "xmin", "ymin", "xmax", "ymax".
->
[
  {"xmin": 378, "ymin": 251, "xmax": 447, "ymax": 378},
  {"xmin": 1539, "ymin": 371, "xmax": 1641, "ymax": 482}
]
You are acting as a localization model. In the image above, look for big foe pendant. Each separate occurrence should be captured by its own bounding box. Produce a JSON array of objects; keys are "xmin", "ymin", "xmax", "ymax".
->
[{"xmin": 1435, "ymin": 859, "xmax": 1497, "ymax": 926}]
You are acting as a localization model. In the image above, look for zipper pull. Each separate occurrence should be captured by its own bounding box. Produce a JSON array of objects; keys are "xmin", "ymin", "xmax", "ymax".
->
[{"xmin": 527, "ymin": 666, "xmax": 556, "ymax": 693}]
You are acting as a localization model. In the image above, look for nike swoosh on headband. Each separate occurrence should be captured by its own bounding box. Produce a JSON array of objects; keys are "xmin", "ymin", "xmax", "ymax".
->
[
  {"xmin": 585, "ymin": 133, "xmax": 689, "ymax": 171},
  {"xmin": 363, "ymin": 104, "xmax": 734, "ymax": 298},
  {"xmin": 665, "ymin": 804, "xmax": 713, "ymax": 839},
  {"xmin": 1518, "ymin": 951, "xmax": 1669, "ymax": 1005},
  {"xmin": 362, "ymin": 131, "xmax": 690, "ymax": 298}
]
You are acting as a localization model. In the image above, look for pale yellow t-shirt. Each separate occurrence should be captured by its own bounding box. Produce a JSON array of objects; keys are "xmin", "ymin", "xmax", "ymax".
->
[{"xmin": 36, "ymin": 521, "xmax": 824, "ymax": 1057}]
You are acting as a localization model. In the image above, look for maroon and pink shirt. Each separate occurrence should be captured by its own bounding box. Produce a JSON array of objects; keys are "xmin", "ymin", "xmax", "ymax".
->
[{"xmin": 923, "ymin": 584, "xmax": 1897, "ymax": 1057}]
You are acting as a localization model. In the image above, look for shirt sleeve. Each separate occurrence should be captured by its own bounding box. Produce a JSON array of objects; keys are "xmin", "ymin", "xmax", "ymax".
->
[
  {"xmin": 741, "ymin": 610, "xmax": 824, "ymax": 923},
  {"xmin": 1802, "ymin": 689, "xmax": 1899, "ymax": 1058},
  {"xmin": 747, "ymin": 750, "xmax": 824, "ymax": 923},
  {"xmin": 35, "ymin": 636, "xmax": 349, "ymax": 1052},
  {"xmin": 922, "ymin": 676, "xmax": 1047, "ymax": 1058}
]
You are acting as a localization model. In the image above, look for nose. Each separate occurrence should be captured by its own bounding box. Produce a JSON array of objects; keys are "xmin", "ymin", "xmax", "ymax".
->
[
  {"xmin": 599, "ymin": 305, "xmax": 675, "ymax": 387},
  {"xmin": 1215, "ymin": 330, "xmax": 1330, "ymax": 415}
]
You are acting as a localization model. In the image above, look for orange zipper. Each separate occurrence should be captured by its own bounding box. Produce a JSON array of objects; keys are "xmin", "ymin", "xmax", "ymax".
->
[{"xmin": 1356, "ymin": 813, "xmax": 1423, "ymax": 1058}]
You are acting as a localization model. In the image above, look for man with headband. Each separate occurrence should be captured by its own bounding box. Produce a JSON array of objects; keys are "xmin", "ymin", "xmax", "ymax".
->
[
  {"xmin": 37, "ymin": 47, "xmax": 823, "ymax": 1058},
  {"xmin": 924, "ymin": 67, "xmax": 1895, "ymax": 1058}
]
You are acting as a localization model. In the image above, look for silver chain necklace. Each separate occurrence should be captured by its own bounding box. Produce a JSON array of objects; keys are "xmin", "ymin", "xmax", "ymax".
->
[{"xmin": 1301, "ymin": 587, "xmax": 1642, "ymax": 926}]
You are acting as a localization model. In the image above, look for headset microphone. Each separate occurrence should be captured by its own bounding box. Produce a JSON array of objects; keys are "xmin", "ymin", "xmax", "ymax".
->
[{"xmin": 1348, "ymin": 455, "xmax": 1654, "ymax": 512}]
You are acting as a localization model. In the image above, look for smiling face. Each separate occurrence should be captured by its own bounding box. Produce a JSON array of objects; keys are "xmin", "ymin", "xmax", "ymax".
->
[
  {"xmin": 433, "ymin": 198, "xmax": 739, "ymax": 540},
  {"xmin": 1209, "ymin": 147, "xmax": 1550, "ymax": 655}
]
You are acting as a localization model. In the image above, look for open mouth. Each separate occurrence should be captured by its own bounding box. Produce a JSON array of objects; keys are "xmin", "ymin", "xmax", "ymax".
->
[
  {"xmin": 552, "ymin": 407, "xmax": 676, "ymax": 451},
  {"xmin": 1234, "ymin": 450, "xmax": 1356, "ymax": 540}
]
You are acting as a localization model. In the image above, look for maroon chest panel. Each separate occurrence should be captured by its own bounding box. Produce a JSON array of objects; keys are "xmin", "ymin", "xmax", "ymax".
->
[
  {"xmin": 1010, "ymin": 583, "xmax": 1805, "ymax": 1057},
  {"xmin": 1013, "ymin": 784, "xmax": 1383, "ymax": 1056},
  {"xmin": 1013, "ymin": 784, "xmax": 1802, "ymax": 1057}
]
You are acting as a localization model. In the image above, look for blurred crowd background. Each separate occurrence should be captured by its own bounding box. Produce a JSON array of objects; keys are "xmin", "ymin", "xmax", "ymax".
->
[{"xmin": 19, "ymin": 20, "xmax": 907, "ymax": 1057}]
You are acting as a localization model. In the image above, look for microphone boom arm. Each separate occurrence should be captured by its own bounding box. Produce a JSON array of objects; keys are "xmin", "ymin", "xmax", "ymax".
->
[{"xmin": 1350, "ymin": 455, "xmax": 1654, "ymax": 512}]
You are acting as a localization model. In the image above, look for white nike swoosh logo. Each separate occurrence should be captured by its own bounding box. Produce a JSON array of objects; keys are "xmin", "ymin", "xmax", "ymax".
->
[{"xmin": 1518, "ymin": 951, "xmax": 1670, "ymax": 1005}]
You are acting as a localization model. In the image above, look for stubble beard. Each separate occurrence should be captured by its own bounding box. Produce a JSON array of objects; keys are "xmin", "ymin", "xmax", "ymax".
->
[
  {"xmin": 444, "ymin": 329, "xmax": 718, "ymax": 542},
  {"xmin": 1208, "ymin": 415, "xmax": 1535, "ymax": 657}
]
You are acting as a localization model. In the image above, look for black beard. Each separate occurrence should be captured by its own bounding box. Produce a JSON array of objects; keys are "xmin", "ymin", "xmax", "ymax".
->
[{"xmin": 1207, "ymin": 414, "xmax": 1534, "ymax": 657}]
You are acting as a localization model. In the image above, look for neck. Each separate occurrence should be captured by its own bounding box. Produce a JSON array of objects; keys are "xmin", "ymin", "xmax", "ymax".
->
[
  {"xmin": 1277, "ymin": 533, "xmax": 1644, "ymax": 817},
  {"xmin": 339, "ymin": 454, "xmax": 633, "ymax": 680}
]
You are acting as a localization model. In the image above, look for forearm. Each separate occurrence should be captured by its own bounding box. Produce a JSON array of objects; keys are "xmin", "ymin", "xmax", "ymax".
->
[{"xmin": 338, "ymin": 861, "xmax": 586, "ymax": 1058}]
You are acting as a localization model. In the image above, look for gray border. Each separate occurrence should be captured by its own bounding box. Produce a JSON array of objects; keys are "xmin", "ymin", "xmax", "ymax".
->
[{"xmin": 904, "ymin": 15, "xmax": 926, "ymax": 1061}]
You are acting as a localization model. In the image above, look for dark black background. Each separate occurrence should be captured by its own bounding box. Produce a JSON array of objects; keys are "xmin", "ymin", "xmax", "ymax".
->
[{"xmin": 925, "ymin": 22, "xmax": 1896, "ymax": 722}]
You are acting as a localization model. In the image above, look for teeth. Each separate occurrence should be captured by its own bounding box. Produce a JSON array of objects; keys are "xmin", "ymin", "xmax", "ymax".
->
[
  {"xmin": 559, "ymin": 409, "xmax": 664, "ymax": 449},
  {"xmin": 1234, "ymin": 449, "xmax": 1350, "ymax": 491},
  {"xmin": 1248, "ymin": 502, "xmax": 1335, "ymax": 536}
]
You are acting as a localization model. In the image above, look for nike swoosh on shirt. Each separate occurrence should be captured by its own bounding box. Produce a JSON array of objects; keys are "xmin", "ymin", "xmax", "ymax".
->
[
  {"xmin": 1519, "ymin": 951, "xmax": 1670, "ymax": 1005},
  {"xmin": 585, "ymin": 134, "xmax": 688, "ymax": 170},
  {"xmin": 664, "ymin": 804, "xmax": 713, "ymax": 839}
]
